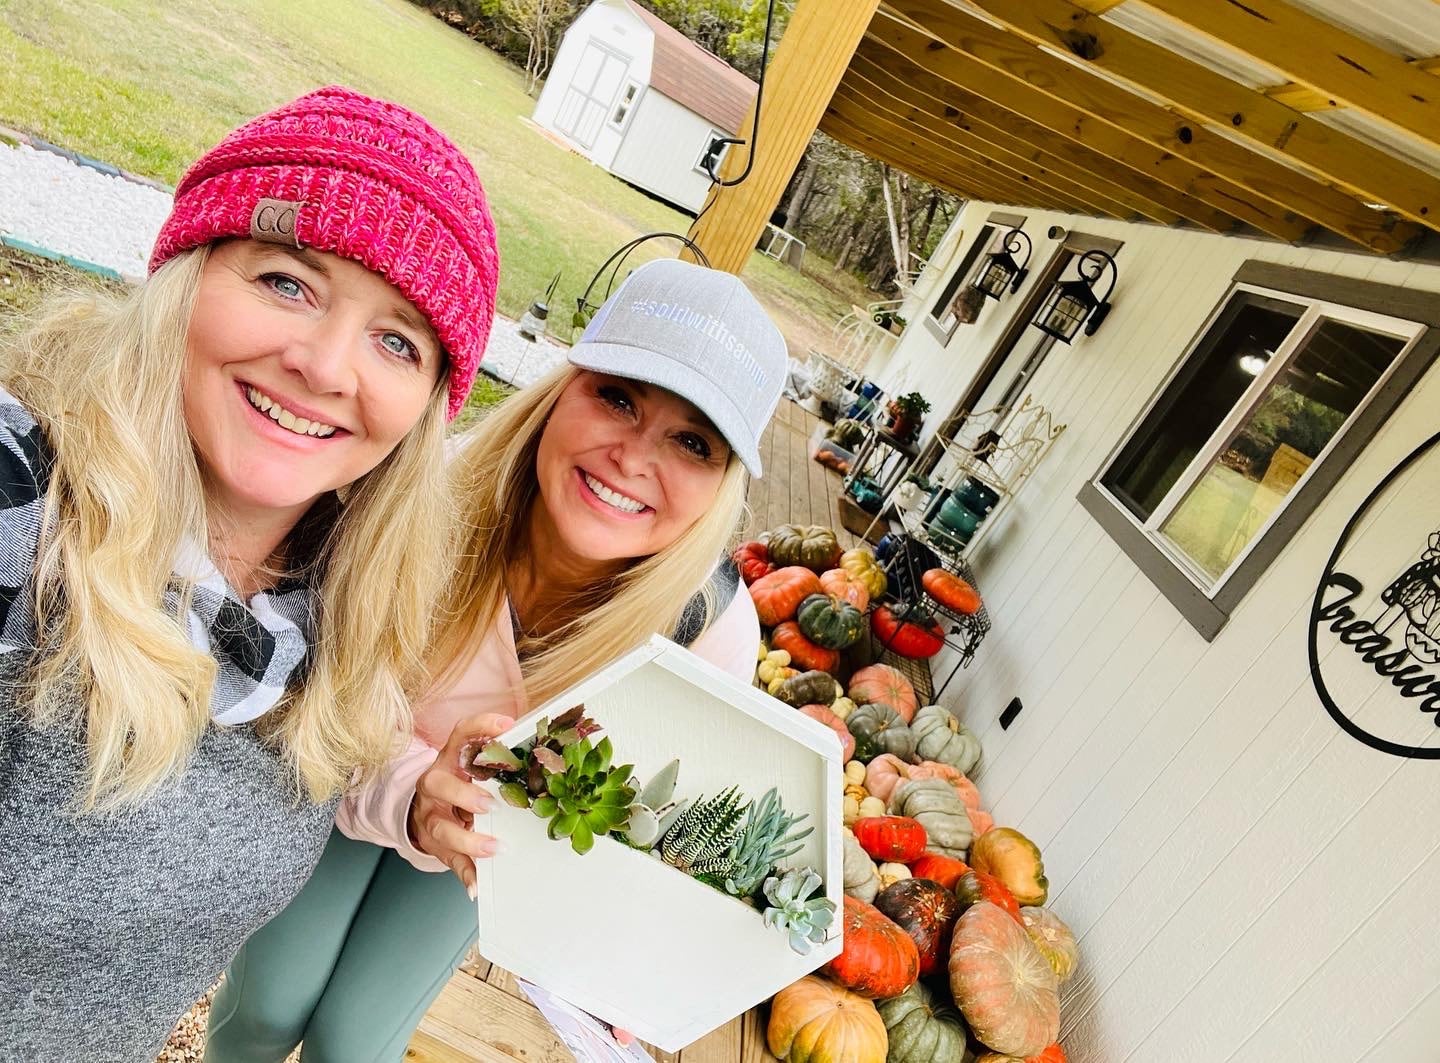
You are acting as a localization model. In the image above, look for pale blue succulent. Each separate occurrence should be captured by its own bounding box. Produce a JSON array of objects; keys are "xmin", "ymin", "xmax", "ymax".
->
[{"xmin": 761, "ymin": 867, "xmax": 835, "ymax": 955}]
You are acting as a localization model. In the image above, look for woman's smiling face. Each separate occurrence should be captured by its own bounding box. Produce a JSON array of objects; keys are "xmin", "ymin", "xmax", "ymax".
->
[
  {"xmin": 182, "ymin": 239, "xmax": 443, "ymax": 523},
  {"xmin": 533, "ymin": 371, "xmax": 731, "ymax": 562}
]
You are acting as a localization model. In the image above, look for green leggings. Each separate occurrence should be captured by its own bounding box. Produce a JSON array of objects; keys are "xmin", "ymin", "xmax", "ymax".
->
[{"xmin": 204, "ymin": 828, "xmax": 475, "ymax": 1063}]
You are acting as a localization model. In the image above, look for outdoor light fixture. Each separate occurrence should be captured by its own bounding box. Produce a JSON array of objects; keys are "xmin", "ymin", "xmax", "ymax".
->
[
  {"xmin": 973, "ymin": 228, "xmax": 1033, "ymax": 300},
  {"xmin": 1031, "ymin": 249, "xmax": 1118, "ymax": 344}
]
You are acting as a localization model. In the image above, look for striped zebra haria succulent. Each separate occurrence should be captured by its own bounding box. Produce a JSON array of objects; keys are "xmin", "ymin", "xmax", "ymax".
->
[{"xmin": 657, "ymin": 787, "xmax": 747, "ymax": 882}]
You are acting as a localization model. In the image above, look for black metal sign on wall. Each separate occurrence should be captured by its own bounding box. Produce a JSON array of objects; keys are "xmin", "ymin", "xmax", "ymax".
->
[{"xmin": 1310, "ymin": 430, "xmax": 1440, "ymax": 758}]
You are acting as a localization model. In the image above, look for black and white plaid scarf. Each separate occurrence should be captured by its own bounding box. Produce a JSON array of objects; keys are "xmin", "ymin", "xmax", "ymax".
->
[{"xmin": 0, "ymin": 388, "xmax": 315, "ymax": 725}]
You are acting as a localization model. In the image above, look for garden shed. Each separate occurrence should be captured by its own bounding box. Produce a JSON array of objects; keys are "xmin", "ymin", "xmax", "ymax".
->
[{"xmin": 532, "ymin": 0, "xmax": 757, "ymax": 212}]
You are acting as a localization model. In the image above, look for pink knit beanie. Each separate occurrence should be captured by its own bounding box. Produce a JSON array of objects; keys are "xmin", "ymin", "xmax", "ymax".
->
[{"xmin": 150, "ymin": 86, "xmax": 499, "ymax": 420}]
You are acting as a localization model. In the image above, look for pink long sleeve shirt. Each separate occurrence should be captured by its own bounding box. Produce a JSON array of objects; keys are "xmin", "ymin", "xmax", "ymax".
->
[{"xmin": 336, "ymin": 589, "xmax": 761, "ymax": 871}]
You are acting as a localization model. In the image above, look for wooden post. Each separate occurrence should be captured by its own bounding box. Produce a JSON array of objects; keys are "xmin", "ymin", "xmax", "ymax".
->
[{"xmin": 686, "ymin": 0, "xmax": 881, "ymax": 275}]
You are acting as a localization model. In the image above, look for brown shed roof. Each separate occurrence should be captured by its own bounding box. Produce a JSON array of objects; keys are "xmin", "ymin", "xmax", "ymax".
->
[{"xmin": 623, "ymin": 1, "xmax": 758, "ymax": 134}]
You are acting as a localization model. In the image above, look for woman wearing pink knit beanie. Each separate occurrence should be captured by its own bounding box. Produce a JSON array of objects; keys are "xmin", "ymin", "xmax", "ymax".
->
[{"xmin": 0, "ymin": 87, "xmax": 498, "ymax": 1063}]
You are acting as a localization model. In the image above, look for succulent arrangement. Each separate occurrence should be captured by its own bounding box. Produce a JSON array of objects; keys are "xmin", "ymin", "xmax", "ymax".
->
[{"xmin": 462, "ymin": 706, "xmax": 835, "ymax": 954}]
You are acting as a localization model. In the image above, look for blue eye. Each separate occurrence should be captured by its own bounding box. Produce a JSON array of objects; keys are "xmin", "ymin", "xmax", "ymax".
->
[
  {"xmin": 263, "ymin": 273, "xmax": 304, "ymax": 300},
  {"xmin": 380, "ymin": 332, "xmax": 419, "ymax": 361}
]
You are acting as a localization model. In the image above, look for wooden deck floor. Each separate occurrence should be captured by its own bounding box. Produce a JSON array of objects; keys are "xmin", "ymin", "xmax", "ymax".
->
[{"xmin": 407, "ymin": 401, "xmax": 927, "ymax": 1063}]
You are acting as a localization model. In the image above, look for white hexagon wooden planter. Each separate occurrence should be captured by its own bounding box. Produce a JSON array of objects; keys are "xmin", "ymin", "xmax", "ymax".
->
[{"xmin": 471, "ymin": 635, "xmax": 843, "ymax": 1052}]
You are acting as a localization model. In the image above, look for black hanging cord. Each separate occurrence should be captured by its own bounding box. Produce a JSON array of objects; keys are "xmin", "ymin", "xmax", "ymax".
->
[
  {"xmin": 575, "ymin": 232, "xmax": 712, "ymax": 328},
  {"xmin": 686, "ymin": 0, "xmax": 779, "ymax": 241}
]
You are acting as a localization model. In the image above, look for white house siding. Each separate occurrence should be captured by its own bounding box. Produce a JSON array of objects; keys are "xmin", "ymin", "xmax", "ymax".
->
[
  {"xmin": 881, "ymin": 200, "xmax": 1440, "ymax": 1061},
  {"xmin": 532, "ymin": 0, "xmax": 651, "ymax": 171},
  {"xmin": 608, "ymin": 89, "xmax": 719, "ymax": 213}
]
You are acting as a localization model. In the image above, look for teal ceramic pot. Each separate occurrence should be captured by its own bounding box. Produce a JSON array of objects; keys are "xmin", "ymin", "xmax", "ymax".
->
[
  {"xmin": 926, "ymin": 518, "xmax": 973, "ymax": 550},
  {"xmin": 937, "ymin": 495, "xmax": 985, "ymax": 539},
  {"xmin": 954, "ymin": 476, "xmax": 1000, "ymax": 516},
  {"xmin": 850, "ymin": 477, "xmax": 884, "ymax": 513}
]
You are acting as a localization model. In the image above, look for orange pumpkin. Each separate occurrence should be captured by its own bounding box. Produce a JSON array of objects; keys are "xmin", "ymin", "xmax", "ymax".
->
[
  {"xmin": 909, "ymin": 853, "xmax": 971, "ymax": 890},
  {"xmin": 922, "ymin": 568, "xmax": 982, "ymax": 614},
  {"xmin": 977, "ymin": 1045, "xmax": 1068, "ymax": 1063},
  {"xmin": 970, "ymin": 827, "xmax": 1049, "ymax": 906},
  {"xmin": 770, "ymin": 621, "xmax": 840, "ymax": 673},
  {"xmin": 956, "ymin": 870, "xmax": 1023, "ymax": 924},
  {"xmin": 750, "ymin": 566, "xmax": 823, "ymax": 627},
  {"xmin": 798, "ymin": 703, "xmax": 854, "ymax": 762},
  {"xmin": 767, "ymin": 975, "xmax": 887, "ymax": 1063},
  {"xmin": 847, "ymin": 664, "xmax": 918, "ymax": 723},
  {"xmin": 732, "ymin": 540, "xmax": 774, "ymax": 585},
  {"xmin": 853, "ymin": 815, "xmax": 927, "ymax": 863},
  {"xmin": 821, "ymin": 896, "xmax": 920, "ymax": 999},
  {"xmin": 969, "ymin": 807, "xmax": 996, "ymax": 835},
  {"xmin": 819, "ymin": 568, "xmax": 870, "ymax": 611},
  {"xmin": 949, "ymin": 902, "xmax": 1060, "ymax": 1058}
]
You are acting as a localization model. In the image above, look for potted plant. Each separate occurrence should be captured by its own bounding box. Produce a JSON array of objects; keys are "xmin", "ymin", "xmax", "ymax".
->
[{"xmin": 886, "ymin": 391, "xmax": 931, "ymax": 442}]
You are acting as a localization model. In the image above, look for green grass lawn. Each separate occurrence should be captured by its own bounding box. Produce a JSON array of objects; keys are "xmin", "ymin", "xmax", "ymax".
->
[{"xmin": 0, "ymin": 0, "xmax": 875, "ymax": 357}]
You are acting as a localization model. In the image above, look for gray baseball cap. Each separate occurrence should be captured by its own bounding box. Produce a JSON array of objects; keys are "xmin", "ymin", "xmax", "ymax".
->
[{"xmin": 567, "ymin": 258, "xmax": 787, "ymax": 476}]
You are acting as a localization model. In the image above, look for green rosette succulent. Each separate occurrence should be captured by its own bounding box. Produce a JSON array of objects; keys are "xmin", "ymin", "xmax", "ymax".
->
[{"xmin": 530, "ymin": 736, "xmax": 634, "ymax": 855}]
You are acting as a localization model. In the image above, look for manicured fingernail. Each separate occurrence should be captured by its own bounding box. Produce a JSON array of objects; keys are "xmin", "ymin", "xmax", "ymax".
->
[{"xmin": 466, "ymin": 883, "xmax": 477, "ymax": 902}]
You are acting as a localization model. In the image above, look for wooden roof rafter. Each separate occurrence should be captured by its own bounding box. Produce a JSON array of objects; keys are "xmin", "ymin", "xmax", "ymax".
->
[
  {"xmin": 829, "ymin": 81, "xmax": 1146, "ymax": 221},
  {"xmin": 953, "ymin": 0, "xmax": 1440, "ymax": 233},
  {"xmin": 819, "ymin": 106, "xmax": 1091, "ymax": 214},
  {"xmin": 877, "ymin": 0, "xmax": 1424, "ymax": 254},
  {"xmin": 846, "ymin": 46, "xmax": 1274, "ymax": 235},
  {"xmin": 1135, "ymin": 0, "xmax": 1440, "ymax": 143},
  {"xmin": 854, "ymin": 29, "xmax": 1313, "ymax": 243}
]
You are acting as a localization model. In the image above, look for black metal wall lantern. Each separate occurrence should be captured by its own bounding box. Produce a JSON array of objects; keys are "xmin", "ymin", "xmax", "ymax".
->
[
  {"xmin": 972, "ymin": 228, "xmax": 1032, "ymax": 300},
  {"xmin": 1031, "ymin": 249, "xmax": 1118, "ymax": 343}
]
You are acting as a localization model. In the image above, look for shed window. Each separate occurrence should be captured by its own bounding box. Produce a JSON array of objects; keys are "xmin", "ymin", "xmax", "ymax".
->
[
  {"xmin": 695, "ymin": 129, "xmax": 729, "ymax": 177},
  {"xmin": 1079, "ymin": 262, "xmax": 1439, "ymax": 640},
  {"xmin": 611, "ymin": 81, "xmax": 641, "ymax": 128}
]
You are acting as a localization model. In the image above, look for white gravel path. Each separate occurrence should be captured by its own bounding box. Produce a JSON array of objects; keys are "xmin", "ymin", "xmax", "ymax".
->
[
  {"xmin": 0, "ymin": 141, "xmax": 170, "ymax": 279},
  {"xmin": 0, "ymin": 137, "xmax": 573, "ymax": 377}
]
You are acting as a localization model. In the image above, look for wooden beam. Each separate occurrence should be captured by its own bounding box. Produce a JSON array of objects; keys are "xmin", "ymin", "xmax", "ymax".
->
[
  {"xmin": 818, "ymin": 110, "xmax": 1062, "ymax": 209},
  {"xmin": 857, "ymin": 28, "xmax": 1313, "ymax": 242},
  {"xmin": 1139, "ymin": 0, "xmax": 1440, "ymax": 145},
  {"xmin": 847, "ymin": 51, "xmax": 1258, "ymax": 233},
  {"xmin": 953, "ymin": 0, "xmax": 1440, "ymax": 232},
  {"xmin": 820, "ymin": 106, "xmax": 1087, "ymax": 213},
  {"xmin": 830, "ymin": 83, "xmax": 1137, "ymax": 219},
  {"xmin": 877, "ymin": 1, "xmax": 1422, "ymax": 253},
  {"xmin": 687, "ymin": 0, "xmax": 879, "ymax": 273},
  {"xmin": 1265, "ymin": 54, "xmax": 1440, "ymax": 114}
]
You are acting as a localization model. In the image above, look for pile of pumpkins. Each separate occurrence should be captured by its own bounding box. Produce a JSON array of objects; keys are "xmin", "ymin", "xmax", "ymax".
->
[
  {"xmin": 736, "ymin": 529, "xmax": 1080, "ymax": 1063},
  {"xmin": 735, "ymin": 524, "xmax": 982, "ymax": 666}
]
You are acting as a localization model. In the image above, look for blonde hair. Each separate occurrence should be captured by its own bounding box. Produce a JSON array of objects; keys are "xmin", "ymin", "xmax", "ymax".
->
[
  {"xmin": 430, "ymin": 365, "xmax": 749, "ymax": 706},
  {"xmin": 2, "ymin": 247, "xmax": 452, "ymax": 808}
]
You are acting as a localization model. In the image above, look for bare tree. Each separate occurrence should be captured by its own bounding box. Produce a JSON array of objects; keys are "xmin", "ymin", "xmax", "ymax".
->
[
  {"xmin": 499, "ymin": 0, "xmax": 578, "ymax": 94},
  {"xmin": 878, "ymin": 163, "xmax": 913, "ymax": 290}
]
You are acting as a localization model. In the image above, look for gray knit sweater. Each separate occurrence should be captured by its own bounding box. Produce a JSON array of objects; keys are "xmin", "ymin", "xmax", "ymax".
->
[
  {"xmin": 0, "ymin": 391, "xmax": 340, "ymax": 1061},
  {"xmin": 0, "ymin": 656, "xmax": 339, "ymax": 1062}
]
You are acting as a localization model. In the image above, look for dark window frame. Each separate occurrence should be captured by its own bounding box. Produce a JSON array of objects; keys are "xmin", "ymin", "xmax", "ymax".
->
[
  {"xmin": 1079, "ymin": 260, "xmax": 1440, "ymax": 640},
  {"xmin": 924, "ymin": 211, "xmax": 1026, "ymax": 344}
]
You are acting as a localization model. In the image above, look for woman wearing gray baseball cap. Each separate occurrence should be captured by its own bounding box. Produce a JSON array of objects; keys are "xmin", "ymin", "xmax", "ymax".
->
[{"xmin": 207, "ymin": 258, "xmax": 788, "ymax": 1062}]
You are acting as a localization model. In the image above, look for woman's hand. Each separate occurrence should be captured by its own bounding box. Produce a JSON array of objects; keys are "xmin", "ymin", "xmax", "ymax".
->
[{"xmin": 409, "ymin": 713, "xmax": 515, "ymax": 894}]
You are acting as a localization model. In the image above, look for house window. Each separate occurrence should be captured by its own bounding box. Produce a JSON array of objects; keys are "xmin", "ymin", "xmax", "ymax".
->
[
  {"xmin": 927, "ymin": 226, "xmax": 1021, "ymax": 344},
  {"xmin": 695, "ymin": 129, "xmax": 729, "ymax": 177},
  {"xmin": 1079, "ymin": 261, "xmax": 1440, "ymax": 639},
  {"xmin": 611, "ymin": 80, "xmax": 641, "ymax": 129}
]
